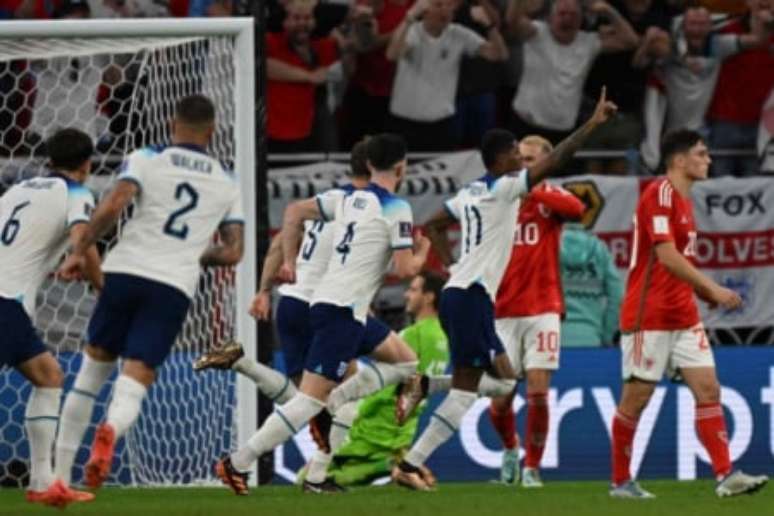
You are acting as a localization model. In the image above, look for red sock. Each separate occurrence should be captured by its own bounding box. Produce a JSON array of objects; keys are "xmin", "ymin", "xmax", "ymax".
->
[
  {"xmin": 695, "ymin": 403, "xmax": 732, "ymax": 479},
  {"xmin": 489, "ymin": 405, "xmax": 518, "ymax": 450},
  {"xmin": 611, "ymin": 410, "xmax": 638, "ymax": 486},
  {"xmin": 524, "ymin": 393, "xmax": 548, "ymax": 469}
]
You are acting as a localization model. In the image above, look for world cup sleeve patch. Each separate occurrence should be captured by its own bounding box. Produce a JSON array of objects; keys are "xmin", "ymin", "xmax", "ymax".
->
[
  {"xmin": 399, "ymin": 222, "xmax": 413, "ymax": 238},
  {"xmin": 653, "ymin": 215, "xmax": 669, "ymax": 235}
]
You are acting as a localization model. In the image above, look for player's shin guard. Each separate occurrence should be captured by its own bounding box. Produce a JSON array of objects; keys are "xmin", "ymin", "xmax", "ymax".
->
[
  {"xmin": 404, "ymin": 389, "xmax": 477, "ymax": 467},
  {"xmin": 106, "ymin": 375, "xmax": 147, "ymax": 438},
  {"xmin": 611, "ymin": 410, "xmax": 638, "ymax": 486},
  {"xmin": 231, "ymin": 392, "xmax": 325, "ymax": 472},
  {"xmin": 695, "ymin": 403, "xmax": 732, "ymax": 479},
  {"xmin": 306, "ymin": 401, "xmax": 358, "ymax": 484},
  {"xmin": 328, "ymin": 361, "xmax": 417, "ymax": 413},
  {"xmin": 489, "ymin": 405, "xmax": 517, "ymax": 450},
  {"xmin": 25, "ymin": 387, "xmax": 61, "ymax": 492},
  {"xmin": 525, "ymin": 393, "xmax": 548, "ymax": 469},
  {"xmin": 478, "ymin": 374, "xmax": 516, "ymax": 398},
  {"xmin": 233, "ymin": 356, "xmax": 297, "ymax": 404},
  {"xmin": 55, "ymin": 354, "xmax": 114, "ymax": 484}
]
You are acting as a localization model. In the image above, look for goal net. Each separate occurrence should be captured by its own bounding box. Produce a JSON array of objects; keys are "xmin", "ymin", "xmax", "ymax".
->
[{"xmin": 0, "ymin": 19, "xmax": 257, "ymax": 487}]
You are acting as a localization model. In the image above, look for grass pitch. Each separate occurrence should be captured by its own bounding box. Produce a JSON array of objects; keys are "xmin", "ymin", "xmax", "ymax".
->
[{"xmin": 1, "ymin": 480, "xmax": 771, "ymax": 516}]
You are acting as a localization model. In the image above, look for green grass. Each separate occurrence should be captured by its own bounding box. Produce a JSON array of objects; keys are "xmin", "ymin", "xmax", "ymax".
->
[{"xmin": 1, "ymin": 481, "xmax": 771, "ymax": 516}]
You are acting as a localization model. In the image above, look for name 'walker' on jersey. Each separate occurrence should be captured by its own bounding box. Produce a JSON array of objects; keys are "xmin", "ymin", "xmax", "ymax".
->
[
  {"xmin": 0, "ymin": 174, "xmax": 95, "ymax": 316},
  {"xmin": 104, "ymin": 144, "xmax": 244, "ymax": 298},
  {"xmin": 311, "ymin": 183, "xmax": 414, "ymax": 322},
  {"xmin": 444, "ymin": 170, "xmax": 530, "ymax": 299}
]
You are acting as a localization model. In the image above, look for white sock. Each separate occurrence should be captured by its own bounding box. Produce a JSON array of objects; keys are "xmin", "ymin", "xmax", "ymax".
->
[
  {"xmin": 328, "ymin": 361, "xmax": 417, "ymax": 413},
  {"xmin": 305, "ymin": 450, "xmax": 332, "ymax": 484},
  {"xmin": 25, "ymin": 387, "xmax": 61, "ymax": 492},
  {"xmin": 55, "ymin": 354, "xmax": 115, "ymax": 484},
  {"xmin": 106, "ymin": 375, "xmax": 147, "ymax": 439},
  {"xmin": 230, "ymin": 392, "xmax": 324, "ymax": 472},
  {"xmin": 233, "ymin": 356, "xmax": 297, "ymax": 404},
  {"xmin": 478, "ymin": 374, "xmax": 516, "ymax": 398},
  {"xmin": 404, "ymin": 389, "xmax": 476, "ymax": 467},
  {"xmin": 427, "ymin": 375, "xmax": 452, "ymax": 394},
  {"xmin": 306, "ymin": 401, "xmax": 359, "ymax": 484}
]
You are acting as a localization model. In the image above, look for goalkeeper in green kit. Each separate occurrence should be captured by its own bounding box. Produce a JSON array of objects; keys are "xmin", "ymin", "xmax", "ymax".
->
[{"xmin": 326, "ymin": 271, "xmax": 449, "ymax": 486}]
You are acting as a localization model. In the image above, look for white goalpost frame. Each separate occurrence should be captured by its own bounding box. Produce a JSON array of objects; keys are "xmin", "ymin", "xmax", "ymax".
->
[{"xmin": 0, "ymin": 18, "xmax": 258, "ymax": 486}]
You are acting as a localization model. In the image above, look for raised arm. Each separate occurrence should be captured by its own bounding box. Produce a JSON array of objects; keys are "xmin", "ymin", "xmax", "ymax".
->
[
  {"xmin": 424, "ymin": 207, "xmax": 458, "ymax": 267},
  {"xmin": 529, "ymin": 185, "xmax": 586, "ymax": 220},
  {"xmin": 386, "ymin": 0, "xmax": 428, "ymax": 61},
  {"xmin": 200, "ymin": 222, "xmax": 245, "ymax": 267},
  {"xmin": 527, "ymin": 87, "xmax": 618, "ymax": 186},
  {"xmin": 505, "ymin": 0, "xmax": 541, "ymax": 41},
  {"xmin": 590, "ymin": 1, "xmax": 640, "ymax": 53},
  {"xmin": 471, "ymin": 4, "xmax": 509, "ymax": 61}
]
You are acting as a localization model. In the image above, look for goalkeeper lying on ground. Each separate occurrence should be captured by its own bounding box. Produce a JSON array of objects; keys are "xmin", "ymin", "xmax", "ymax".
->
[{"xmin": 327, "ymin": 271, "xmax": 449, "ymax": 486}]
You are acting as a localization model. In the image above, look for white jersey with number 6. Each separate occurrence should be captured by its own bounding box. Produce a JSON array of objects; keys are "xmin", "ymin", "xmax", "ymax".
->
[
  {"xmin": 102, "ymin": 144, "xmax": 244, "ymax": 298},
  {"xmin": 311, "ymin": 183, "xmax": 414, "ymax": 322},
  {"xmin": 444, "ymin": 170, "xmax": 530, "ymax": 300},
  {"xmin": 0, "ymin": 174, "xmax": 95, "ymax": 316}
]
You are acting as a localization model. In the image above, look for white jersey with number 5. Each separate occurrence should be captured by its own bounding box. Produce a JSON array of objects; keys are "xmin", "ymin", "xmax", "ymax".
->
[
  {"xmin": 311, "ymin": 183, "xmax": 414, "ymax": 322},
  {"xmin": 278, "ymin": 185, "xmax": 356, "ymax": 303},
  {"xmin": 103, "ymin": 144, "xmax": 244, "ymax": 298},
  {"xmin": 444, "ymin": 170, "xmax": 530, "ymax": 300},
  {"xmin": 0, "ymin": 174, "xmax": 95, "ymax": 316}
]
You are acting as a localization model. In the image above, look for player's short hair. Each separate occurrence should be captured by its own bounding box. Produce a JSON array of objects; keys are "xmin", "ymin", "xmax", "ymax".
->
[
  {"xmin": 661, "ymin": 129, "xmax": 705, "ymax": 168},
  {"xmin": 349, "ymin": 136, "xmax": 371, "ymax": 179},
  {"xmin": 175, "ymin": 94, "xmax": 216, "ymax": 126},
  {"xmin": 46, "ymin": 128, "xmax": 94, "ymax": 171},
  {"xmin": 520, "ymin": 135, "xmax": 554, "ymax": 155},
  {"xmin": 481, "ymin": 129, "xmax": 517, "ymax": 169},
  {"xmin": 418, "ymin": 271, "xmax": 445, "ymax": 311},
  {"xmin": 366, "ymin": 133, "xmax": 407, "ymax": 172}
]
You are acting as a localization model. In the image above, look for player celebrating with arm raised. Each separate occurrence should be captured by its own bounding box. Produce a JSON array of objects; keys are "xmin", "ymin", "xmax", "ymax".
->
[
  {"xmin": 216, "ymin": 134, "xmax": 429, "ymax": 495},
  {"xmin": 54, "ymin": 94, "xmax": 245, "ymax": 491},
  {"xmin": 490, "ymin": 135, "xmax": 586, "ymax": 488},
  {"xmin": 609, "ymin": 130, "xmax": 768, "ymax": 499},
  {"xmin": 0, "ymin": 128, "xmax": 101, "ymax": 507},
  {"xmin": 392, "ymin": 88, "xmax": 617, "ymax": 491}
]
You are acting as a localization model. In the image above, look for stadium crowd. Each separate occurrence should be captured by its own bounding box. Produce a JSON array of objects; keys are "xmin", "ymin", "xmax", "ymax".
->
[{"xmin": 2, "ymin": 0, "xmax": 773, "ymax": 174}]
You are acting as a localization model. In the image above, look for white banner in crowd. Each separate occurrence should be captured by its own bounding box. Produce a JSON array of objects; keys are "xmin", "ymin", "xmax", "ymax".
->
[{"xmin": 269, "ymin": 152, "xmax": 774, "ymax": 328}]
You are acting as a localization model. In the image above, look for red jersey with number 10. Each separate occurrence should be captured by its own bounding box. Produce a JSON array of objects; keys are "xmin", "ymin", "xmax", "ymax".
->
[
  {"xmin": 494, "ymin": 183, "xmax": 585, "ymax": 318},
  {"xmin": 620, "ymin": 178, "xmax": 700, "ymax": 332}
]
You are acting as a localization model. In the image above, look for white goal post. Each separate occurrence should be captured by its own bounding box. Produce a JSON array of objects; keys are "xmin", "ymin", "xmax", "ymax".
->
[{"xmin": 0, "ymin": 18, "xmax": 257, "ymax": 486}]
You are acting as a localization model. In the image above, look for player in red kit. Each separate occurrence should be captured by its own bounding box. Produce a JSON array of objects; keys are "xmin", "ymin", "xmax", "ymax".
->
[
  {"xmin": 490, "ymin": 135, "xmax": 586, "ymax": 487},
  {"xmin": 610, "ymin": 129, "xmax": 769, "ymax": 499}
]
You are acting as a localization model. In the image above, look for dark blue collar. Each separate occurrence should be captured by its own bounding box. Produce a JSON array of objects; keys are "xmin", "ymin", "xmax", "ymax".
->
[
  {"xmin": 477, "ymin": 173, "xmax": 498, "ymax": 188},
  {"xmin": 48, "ymin": 171, "xmax": 81, "ymax": 186}
]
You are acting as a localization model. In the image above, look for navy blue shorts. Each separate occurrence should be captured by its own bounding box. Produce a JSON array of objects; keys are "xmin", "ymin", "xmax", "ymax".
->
[
  {"xmin": 358, "ymin": 316, "xmax": 391, "ymax": 356},
  {"xmin": 275, "ymin": 295, "xmax": 312, "ymax": 378},
  {"xmin": 88, "ymin": 273, "xmax": 191, "ymax": 369},
  {"xmin": 440, "ymin": 285, "xmax": 504, "ymax": 368},
  {"xmin": 0, "ymin": 297, "xmax": 47, "ymax": 367},
  {"xmin": 305, "ymin": 303, "xmax": 366, "ymax": 382}
]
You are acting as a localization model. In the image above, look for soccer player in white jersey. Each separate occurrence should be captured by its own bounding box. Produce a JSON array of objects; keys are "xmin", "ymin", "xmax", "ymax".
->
[
  {"xmin": 392, "ymin": 89, "xmax": 618, "ymax": 490},
  {"xmin": 216, "ymin": 134, "xmax": 429, "ymax": 495},
  {"xmin": 0, "ymin": 128, "xmax": 101, "ymax": 507},
  {"xmin": 54, "ymin": 95, "xmax": 245, "ymax": 491}
]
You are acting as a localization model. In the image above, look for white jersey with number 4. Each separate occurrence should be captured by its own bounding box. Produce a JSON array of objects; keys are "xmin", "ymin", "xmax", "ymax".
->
[
  {"xmin": 278, "ymin": 185, "xmax": 356, "ymax": 303},
  {"xmin": 444, "ymin": 170, "xmax": 530, "ymax": 300},
  {"xmin": 311, "ymin": 183, "xmax": 414, "ymax": 322},
  {"xmin": 0, "ymin": 174, "xmax": 95, "ymax": 316},
  {"xmin": 103, "ymin": 144, "xmax": 244, "ymax": 298}
]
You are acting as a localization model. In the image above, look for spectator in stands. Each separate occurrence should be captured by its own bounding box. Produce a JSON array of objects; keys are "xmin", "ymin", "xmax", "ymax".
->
[
  {"xmin": 0, "ymin": 0, "xmax": 58, "ymax": 18},
  {"xmin": 98, "ymin": 0, "xmax": 171, "ymax": 17},
  {"xmin": 188, "ymin": 0, "xmax": 230, "ymax": 16},
  {"xmin": 582, "ymin": 0, "xmax": 674, "ymax": 174},
  {"xmin": 386, "ymin": 0, "xmax": 508, "ymax": 151},
  {"xmin": 267, "ymin": 0, "xmax": 355, "ymax": 153},
  {"xmin": 697, "ymin": 0, "xmax": 748, "ymax": 15},
  {"xmin": 339, "ymin": 0, "xmax": 412, "ymax": 150},
  {"xmin": 559, "ymin": 222, "xmax": 623, "ymax": 347},
  {"xmin": 454, "ymin": 0, "xmax": 506, "ymax": 149},
  {"xmin": 706, "ymin": 0, "xmax": 774, "ymax": 176},
  {"xmin": 505, "ymin": 0, "xmax": 639, "ymax": 142}
]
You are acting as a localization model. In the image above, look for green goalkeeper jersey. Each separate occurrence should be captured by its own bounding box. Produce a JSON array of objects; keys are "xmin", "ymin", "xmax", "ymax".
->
[{"xmin": 330, "ymin": 316, "xmax": 449, "ymax": 484}]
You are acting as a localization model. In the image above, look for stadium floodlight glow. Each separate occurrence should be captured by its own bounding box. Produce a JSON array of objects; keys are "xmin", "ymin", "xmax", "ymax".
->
[{"xmin": 0, "ymin": 18, "xmax": 257, "ymax": 487}]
